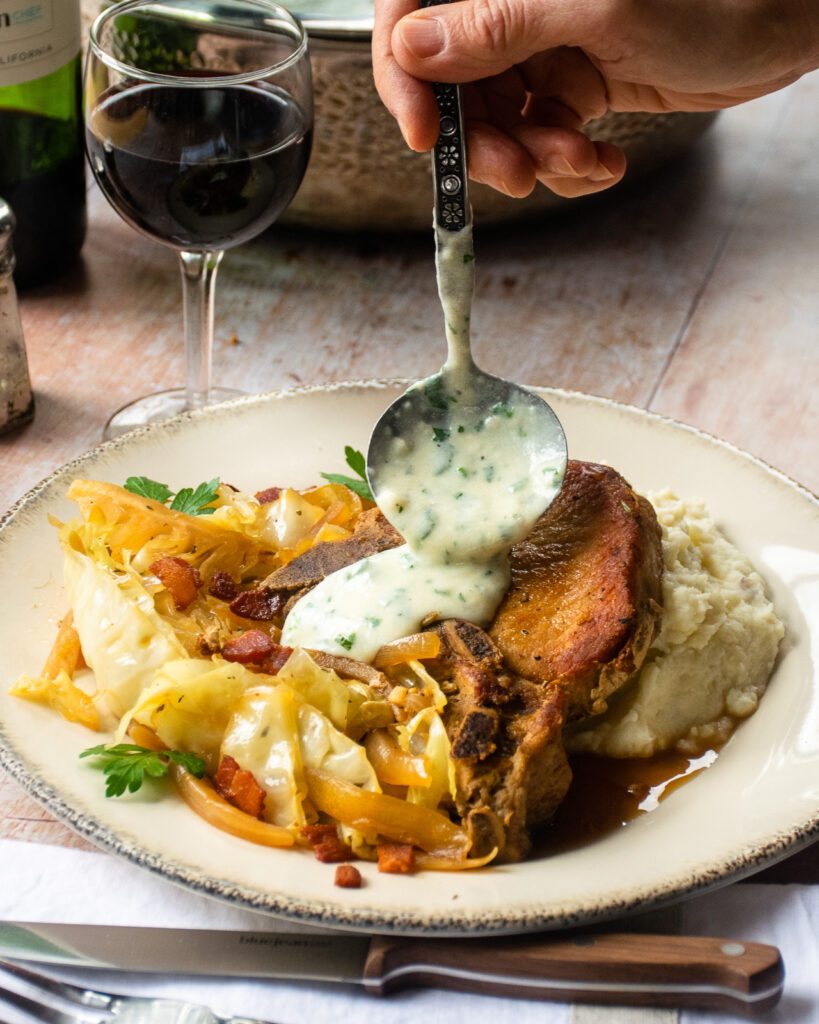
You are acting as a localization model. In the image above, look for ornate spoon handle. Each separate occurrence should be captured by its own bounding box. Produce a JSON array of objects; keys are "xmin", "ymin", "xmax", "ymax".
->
[{"xmin": 422, "ymin": 0, "xmax": 471, "ymax": 232}]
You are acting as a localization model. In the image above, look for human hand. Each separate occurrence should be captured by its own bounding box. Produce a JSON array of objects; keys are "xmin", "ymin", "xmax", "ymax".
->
[{"xmin": 373, "ymin": 0, "xmax": 819, "ymax": 198}]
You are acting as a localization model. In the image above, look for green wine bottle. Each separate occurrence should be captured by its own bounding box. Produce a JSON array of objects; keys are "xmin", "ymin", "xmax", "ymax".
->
[{"xmin": 0, "ymin": 1, "xmax": 86, "ymax": 289}]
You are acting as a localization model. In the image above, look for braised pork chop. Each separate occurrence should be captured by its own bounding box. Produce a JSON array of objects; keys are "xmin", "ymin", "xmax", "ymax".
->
[
  {"xmin": 490, "ymin": 461, "xmax": 663, "ymax": 719},
  {"xmin": 428, "ymin": 620, "xmax": 572, "ymax": 862}
]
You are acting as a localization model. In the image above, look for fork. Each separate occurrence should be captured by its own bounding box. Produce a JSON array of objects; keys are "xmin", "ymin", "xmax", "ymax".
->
[{"xmin": 0, "ymin": 958, "xmax": 268, "ymax": 1024}]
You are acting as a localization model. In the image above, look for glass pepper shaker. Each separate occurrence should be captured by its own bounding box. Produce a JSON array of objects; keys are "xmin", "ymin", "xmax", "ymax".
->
[{"xmin": 0, "ymin": 197, "xmax": 35, "ymax": 433}]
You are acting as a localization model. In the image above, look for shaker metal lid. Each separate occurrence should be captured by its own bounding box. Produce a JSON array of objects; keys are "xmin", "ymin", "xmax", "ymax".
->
[{"xmin": 289, "ymin": 0, "xmax": 373, "ymax": 38}]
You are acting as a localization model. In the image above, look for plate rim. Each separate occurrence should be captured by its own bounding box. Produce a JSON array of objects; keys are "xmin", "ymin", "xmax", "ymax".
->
[
  {"xmin": 3, "ymin": 377, "xmax": 818, "ymax": 530},
  {"xmin": 1, "ymin": 379, "xmax": 817, "ymax": 936}
]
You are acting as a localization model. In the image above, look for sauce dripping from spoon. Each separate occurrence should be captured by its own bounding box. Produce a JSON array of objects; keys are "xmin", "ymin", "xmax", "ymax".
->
[{"xmin": 282, "ymin": 85, "xmax": 566, "ymax": 661}]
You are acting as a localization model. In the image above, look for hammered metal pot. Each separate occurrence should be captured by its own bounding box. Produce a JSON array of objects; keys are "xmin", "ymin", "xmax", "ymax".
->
[
  {"xmin": 81, "ymin": 1, "xmax": 717, "ymax": 231},
  {"xmin": 294, "ymin": 27, "xmax": 716, "ymax": 230}
]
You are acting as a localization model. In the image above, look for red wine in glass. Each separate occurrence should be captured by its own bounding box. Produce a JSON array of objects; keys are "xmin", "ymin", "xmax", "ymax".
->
[
  {"xmin": 85, "ymin": 0, "xmax": 314, "ymax": 439},
  {"xmin": 86, "ymin": 81, "xmax": 311, "ymax": 251}
]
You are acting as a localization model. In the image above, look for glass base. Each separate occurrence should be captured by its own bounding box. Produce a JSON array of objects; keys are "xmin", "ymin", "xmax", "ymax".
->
[{"xmin": 103, "ymin": 387, "xmax": 244, "ymax": 441}]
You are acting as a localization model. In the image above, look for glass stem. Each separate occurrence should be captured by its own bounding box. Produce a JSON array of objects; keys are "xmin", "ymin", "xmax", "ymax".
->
[{"xmin": 179, "ymin": 249, "xmax": 224, "ymax": 410}]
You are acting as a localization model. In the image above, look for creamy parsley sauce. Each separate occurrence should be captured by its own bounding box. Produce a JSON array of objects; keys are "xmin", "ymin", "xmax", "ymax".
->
[
  {"xmin": 282, "ymin": 545, "xmax": 509, "ymax": 662},
  {"xmin": 282, "ymin": 224, "xmax": 566, "ymax": 661}
]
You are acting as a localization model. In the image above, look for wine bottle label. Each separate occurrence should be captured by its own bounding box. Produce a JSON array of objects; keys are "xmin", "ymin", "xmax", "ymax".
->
[{"xmin": 0, "ymin": 1, "xmax": 80, "ymax": 87}]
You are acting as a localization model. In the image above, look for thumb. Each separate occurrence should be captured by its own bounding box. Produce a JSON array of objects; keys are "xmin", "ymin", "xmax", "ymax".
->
[{"xmin": 392, "ymin": 0, "xmax": 600, "ymax": 81}]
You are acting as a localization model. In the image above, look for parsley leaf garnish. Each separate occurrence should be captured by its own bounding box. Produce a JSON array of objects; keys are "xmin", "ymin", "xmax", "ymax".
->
[
  {"xmin": 343, "ymin": 445, "xmax": 366, "ymax": 480},
  {"xmin": 335, "ymin": 633, "xmax": 356, "ymax": 651},
  {"xmin": 124, "ymin": 476, "xmax": 173, "ymax": 504},
  {"xmin": 124, "ymin": 476, "xmax": 220, "ymax": 516},
  {"xmin": 169, "ymin": 478, "xmax": 220, "ymax": 516},
  {"xmin": 321, "ymin": 445, "xmax": 374, "ymax": 502},
  {"xmin": 80, "ymin": 743, "xmax": 205, "ymax": 798}
]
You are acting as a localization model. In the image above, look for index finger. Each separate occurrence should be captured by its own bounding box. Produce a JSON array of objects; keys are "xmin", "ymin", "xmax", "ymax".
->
[{"xmin": 373, "ymin": 0, "xmax": 440, "ymax": 151}]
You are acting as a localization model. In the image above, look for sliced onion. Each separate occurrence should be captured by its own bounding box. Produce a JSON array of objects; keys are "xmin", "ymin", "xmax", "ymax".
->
[
  {"xmin": 173, "ymin": 767, "xmax": 294, "ymax": 848},
  {"xmin": 365, "ymin": 729, "xmax": 429, "ymax": 787},
  {"xmin": 414, "ymin": 848, "xmax": 499, "ymax": 871},
  {"xmin": 374, "ymin": 631, "xmax": 441, "ymax": 668},
  {"xmin": 306, "ymin": 767, "xmax": 468, "ymax": 856},
  {"xmin": 128, "ymin": 722, "xmax": 165, "ymax": 751}
]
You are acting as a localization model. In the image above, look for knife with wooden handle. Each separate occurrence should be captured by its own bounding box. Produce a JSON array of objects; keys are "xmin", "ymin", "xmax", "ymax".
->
[
  {"xmin": 0, "ymin": 922, "xmax": 783, "ymax": 1016},
  {"xmin": 363, "ymin": 932, "xmax": 784, "ymax": 1016}
]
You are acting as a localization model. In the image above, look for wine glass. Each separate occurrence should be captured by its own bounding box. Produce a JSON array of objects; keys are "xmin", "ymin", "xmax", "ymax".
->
[{"xmin": 85, "ymin": 0, "xmax": 313, "ymax": 439}]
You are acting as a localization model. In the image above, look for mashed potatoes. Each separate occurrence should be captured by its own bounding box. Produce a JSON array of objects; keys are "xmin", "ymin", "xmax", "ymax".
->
[{"xmin": 567, "ymin": 489, "xmax": 784, "ymax": 758}]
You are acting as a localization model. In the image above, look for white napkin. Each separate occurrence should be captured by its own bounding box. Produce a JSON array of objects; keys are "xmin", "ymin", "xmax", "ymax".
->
[{"xmin": 0, "ymin": 837, "xmax": 816, "ymax": 1024}]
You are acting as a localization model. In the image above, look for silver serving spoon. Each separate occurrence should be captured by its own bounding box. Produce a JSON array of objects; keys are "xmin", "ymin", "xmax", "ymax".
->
[{"xmin": 367, "ymin": 26, "xmax": 567, "ymax": 559}]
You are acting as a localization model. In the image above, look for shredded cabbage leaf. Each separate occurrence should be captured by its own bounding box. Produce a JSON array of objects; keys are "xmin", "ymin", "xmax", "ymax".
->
[
  {"xmin": 61, "ymin": 522, "xmax": 187, "ymax": 718},
  {"xmin": 221, "ymin": 685, "xmax": 307, "ymax": 828},
  {"xmin": 12, "ymin": 472, "xmax": 472, "ymax": 862},
  {"xmin": 275, "ymin": 648, "xmax": 393, "ymax": 739},
  {"xmin": 66, "ymin": 479, "xmax": 267, "ymax": 576},
  {"xmin": 118, "ymin": 658, "xmax": 260, "ymax": 766},
  {"xmin": 221, "ymin": 683, "xmax": 379, "ymax": 828}
]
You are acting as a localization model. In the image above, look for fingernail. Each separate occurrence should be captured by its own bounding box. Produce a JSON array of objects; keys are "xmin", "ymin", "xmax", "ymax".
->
[
  {"xmin": 545, "ymin": 155, "xmax": 581, "ymax": 177},
  {"xmin": 588, "ymin": 161, "xmax": 616, "ymax": 182},
  {"xmin": 399, "ymin": 16, "xmax": 445, "ymax": 58}
]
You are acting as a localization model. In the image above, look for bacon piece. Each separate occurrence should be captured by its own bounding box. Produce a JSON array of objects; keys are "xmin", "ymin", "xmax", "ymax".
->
[
  {"xmin": 229, "ymin": 587, "xmax": 287, "ymax": 622},
  {"xmin": 301, "ymin": 824, "xmax": 353, "ymax": 863},
  {"xmin": 259, "ymin": 644, "xmax": 293, "ymax": 676},
  {"xmin": 377, "ymin": 843, "xmax": 415, "ymax": 874},
  {"xmin": 150, "ymin": 556, "xmax": 202, "ymax": 610},
  {"xmin": 214, "ymin": 756, "xmax": 240, "ymax": 794},
  {"xmin": 209, "ymin": 571, "xmax": 238, "ymax": 601},
  {"xmin": 302, "ymin": 824, "xmax": 338, "ymax": 844},
  {"xmin": 213, "ymin": 755, "xmax": 266, "ymax": 819},
  {"xmin": 222, "ymin": 630, "xmax": 276, "ymax": 665},
  {"xmin": 314, "ymin": 839, "xmax": 354, "ymax": 863},
  {"xmin": 255, "ymin": 487, "xmax": 282, "ymax": 505},
  {"xmin": 228, "ymin": 771, "xmax": 266, "ymax": 820},
  {"xmin": 334, "ymin": 865, "xmax": 362, "ymax": 889}
]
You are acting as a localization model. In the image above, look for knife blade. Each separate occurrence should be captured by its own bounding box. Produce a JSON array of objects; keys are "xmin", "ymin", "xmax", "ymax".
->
[{"xmin": 0, "ymin": 921, "xmax": 783, "ymax": 1016}]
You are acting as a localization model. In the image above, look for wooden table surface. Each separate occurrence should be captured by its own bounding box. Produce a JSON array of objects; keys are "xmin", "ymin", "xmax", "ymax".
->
[{"xmin": 1, "ymin": 74, "xmax": 817, "ymax": 882}]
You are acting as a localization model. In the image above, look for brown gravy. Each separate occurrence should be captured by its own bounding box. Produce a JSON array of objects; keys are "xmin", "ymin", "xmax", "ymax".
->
[{"xmin": 537, "ymin": 748, "xmax": 719, "ymax": 854}]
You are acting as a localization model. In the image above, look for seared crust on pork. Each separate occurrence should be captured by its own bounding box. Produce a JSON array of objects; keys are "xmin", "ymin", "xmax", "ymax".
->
[
  {"xmin": 490, "ymin": 461, "xmax": 663, "ymax": 719},
  {"xmin": 428, "ymin": 620, "xmax": 572, "ymax": 862}
]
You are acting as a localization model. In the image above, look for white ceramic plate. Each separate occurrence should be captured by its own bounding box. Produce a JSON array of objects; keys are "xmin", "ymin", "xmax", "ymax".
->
[{"xmin": 1, "ymin": 382, "xmax": 817, "ymax": 936}]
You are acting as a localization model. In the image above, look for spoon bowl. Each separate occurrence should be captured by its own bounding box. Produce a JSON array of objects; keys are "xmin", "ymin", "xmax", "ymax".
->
[{"xmin": 367, "ymin": 365, "xmax": 568, "ymax": 561}]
